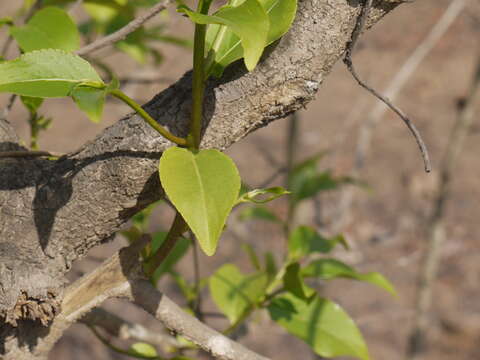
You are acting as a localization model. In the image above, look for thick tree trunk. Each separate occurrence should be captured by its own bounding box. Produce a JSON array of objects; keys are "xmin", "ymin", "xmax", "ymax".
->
[{"xmin": 0, "ymin": 0, "xmax": 404, "ymax": 358}]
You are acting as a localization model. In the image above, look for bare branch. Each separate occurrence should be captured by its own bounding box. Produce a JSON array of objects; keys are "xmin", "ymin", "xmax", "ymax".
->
[
  {"xmin": 0, "ymin": 150, "xmax": 64, "ymax": 159},
  {"xmin": 33, "ymin": 236, "xmax": 270, "ymax": 360},
  {"xmin": 330, "ymin": 0, "xmax": 466, "ymax": 234},
  {"xmin": 405, "ymin": 55, "xmax": 480, "ymax": 360},
  {"xmin": 76, "ymin": 0, "xmax": 171, "ymax": 56},
  {"xmin": 344, "ymin": 0, "xmax": 431, "ymax": 173},
  {"xmin": 81, "ymin": 308, "xmax": 181, "ymax": 349}
]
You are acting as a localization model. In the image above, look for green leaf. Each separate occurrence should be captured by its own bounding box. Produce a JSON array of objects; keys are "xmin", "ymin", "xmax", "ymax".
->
[
  {"xmin": 238, "ymin": 206, "xmax": 281, "ymax": 223},
  {"xmin": 83, "ymin": 0, "xmax": 128, "ymax": 25},
  {"xmin": 0, "ymin": 17, "xmax": 13, "ymax": 28},
  {"xmin": 288, "ymin": 226, "xmax": 349, "ymax": 259},
  {"xmin": 0, "ymin": 49, "xmax": 104, "ymax": 98},
  {"xmin": 179, "ymin": 0, "xmax": 269, "ymax": 71},
  {"xmin": 268, "ymin": 294, "xmax": 370, "ymax": 360},
  {"xmin": 205, "ymin": 0, "xmax": 297, "ymax": 77},
  {"xmin": 159, "ymin": 147, "xmax": 240, "ymax": 256},
  {"xmin": 242, "ymin": 243, "xmax": 261, "ymax": 271},
  {"xmin": 10, "ymin": 7, "xmax": 80, "ymax": 52},
  {"xmin": 20, "ymin": 96, "xmax": 44, "ymax": 114},
  {"xmin": 237, "ymin": 186, "xmax": 290, "ymax": 204},
  {"xmin": 150, "ymin": 232, "xmax": 190, "ymax": 283},
  {"xmin": 290, "ymin": 166, "xmax": 353, "ymax": 203},
  {"xmin": 210, "ymin": 264, "xmax": 268, "ymax": 324},
  {"xmin": 71, "ymin": 86, "xmax": 106, "ymax": 123},
  {"xmin": 264, "ymin": 252, "xmax": 277, "ymax": 280},
  {"xmin": 302, "ymin": 259, "xmax": 396, "ymax": 296},
  {"xmin": 283, "ymin": 262, "xmax": 315, "ymax": 300},
  {"xmin": 128, "ymin": 342, "xmax": 158, "ymax": 358}
]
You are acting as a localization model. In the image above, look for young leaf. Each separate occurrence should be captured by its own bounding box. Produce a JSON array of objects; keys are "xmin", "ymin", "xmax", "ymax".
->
[
  {"xmin": 302, "ymin": 258, "xmax": 396, "ymax": 296},
  {"xmin": 288, "ymin": 226, "xmax": 349, "ymax": 260},
  {"xmin": 10, "ymin": 7, "xmax": 80, "ymax": 52},
  {"xmin": 0, "ymin": 49, "xmax": 104, "ymax": 98},
  {"xmin": 0, "ymin": 17, "xmax": 13, "ymax": 28},
  {"xmin": 159, "ymin": 147, "xmax": 241, "ymax": 256},
  {"xmin": 205, "ymin": 0, "xmax": 297, "ymax": 77},
  {"xmin": 178, "ymin": 0, "xmax": 269, "ymax": 71},
  {"xmin": 236, "ymin": 186, "xmax": 290, "ymax": 204},
  {"xmin": 238, "ymin": 206, "xmax": 281, "ymax": 223},
  {"xmin": 20, "ymin": 96, "xmax": 44, "ymax": 114},
  {"xmin": 128, "ymin": 342, "xmax": 158, "ymax": 358},
  {"xmin": 71, "ymin": 86, "xmax": 106, "ymax": 123},
  {"xmin": 268, "ymin": 294, "xmax": 370, "ymax": 360},
  {"xmin": 283, "ymin": 262, "xmax": 315, "ymax": 300},
  {"xmin": 210, "ymin": 264, "xmax": 268, "ymax": 324}
]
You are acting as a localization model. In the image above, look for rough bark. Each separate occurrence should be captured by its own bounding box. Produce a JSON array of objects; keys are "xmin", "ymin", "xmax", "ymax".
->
[{"xmin": 0, "ymin": 0, "xmax": 404, "ymax": 357}]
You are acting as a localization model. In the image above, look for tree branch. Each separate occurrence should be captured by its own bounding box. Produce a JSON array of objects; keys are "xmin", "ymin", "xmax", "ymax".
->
[
  {"xmin": 76, "ymin": 0, "xmax": 171, "ymax": 56},
  {"xmin": 5, "ymin": 236, "xmax": 270, "ymax": 360}
]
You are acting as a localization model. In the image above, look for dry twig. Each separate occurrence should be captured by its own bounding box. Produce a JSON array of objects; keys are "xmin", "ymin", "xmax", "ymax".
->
[
  {"xmin": 406, "ymin": 56, "xmax": 480, "ymax": 360},
  {"xmin": 344, "ymin": 0, "xmax": 431, "ymax": 172},
  {"xmin": 330, "ymin": 0, "xmax": 466, "ymax": 233},
  {"xmin": 38, "ymin": 236, "xmax": 270, "ymax": 360}
]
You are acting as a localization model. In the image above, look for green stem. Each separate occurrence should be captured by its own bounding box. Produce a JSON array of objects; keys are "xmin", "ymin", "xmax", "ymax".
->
[
  {"xmin": 110, "ymin": 89, "xmax": 187, "ymax": 146},
  {"xmin": 188, "ymin": 0, "xmax": 211, "ymax": 150},
  {"xmin": 145, "ymin": 212, "xmax": 188, "ymax": 276},
  {"xmin": 29, "ymin": 113, "xmax": 39, "ymax": 150}
]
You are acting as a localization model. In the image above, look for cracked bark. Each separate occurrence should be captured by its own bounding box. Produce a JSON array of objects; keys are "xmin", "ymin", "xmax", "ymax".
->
[{"xmin": 0, "ymin": 0, "xmax": 404, "ymax": 357}]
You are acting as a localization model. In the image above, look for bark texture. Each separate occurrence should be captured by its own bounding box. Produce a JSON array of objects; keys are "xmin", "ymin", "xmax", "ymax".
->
[{"xmin": 0, "ymin": 0, "xmax": 403, "ymax": 357}]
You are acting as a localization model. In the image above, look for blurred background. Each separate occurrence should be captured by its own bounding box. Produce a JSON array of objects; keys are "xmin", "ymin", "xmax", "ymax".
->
[{"xmin": 1, "ymin": 0, "xmax": 479, "ymax": 359}]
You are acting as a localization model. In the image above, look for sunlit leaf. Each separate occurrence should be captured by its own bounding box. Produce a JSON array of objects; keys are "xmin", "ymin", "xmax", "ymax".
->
[
  {"xmin": 179, "ymin": 0, "xmax": 269, "ymax": 71},
  {"xmin": 20, "ymin": 96, "xmax": 43, "ymax": 114},
  {"xmin": 302, "ymin": 258, "xmax": 396, "ymax": 296},
  {"xmin": 205, "ymin": 0, "xmax": 297, "ymax": 77},
  {"xmin": 0, "ymin": 49, "xmax": 103, "ymax": 98},
  {"xmin": 269, "ymin": 294, "xmax": 370, "ymax": 360},
  {"xmin": 10, "ymin": 7, "xmax": 80, "ymax": 52},
  {"xmin": 210, "ymin": 264, "xmax": 268, "ymax": 324},
  {"xmin": 128, "ymin": 342, "xmax": 158, "ymax": 358},
  {"xmin": 288, "ymin": 226, "xmax": 349, "ymax": 259},
  {"xmin": 237, "ymin": 186, "xmax": 290, "ymax": 204},
  {"xmin": 71, "ymin": 86, "xmax": 106, "ymax": 123},
  {"xmin": 159, "ymin": 147, "xmax": 240, "ymax": 256}
]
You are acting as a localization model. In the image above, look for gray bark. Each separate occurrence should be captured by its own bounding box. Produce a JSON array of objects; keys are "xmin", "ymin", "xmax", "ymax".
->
[{"xmin": 0, "ymin": 0, "xmax": 403, "ymax": 357}]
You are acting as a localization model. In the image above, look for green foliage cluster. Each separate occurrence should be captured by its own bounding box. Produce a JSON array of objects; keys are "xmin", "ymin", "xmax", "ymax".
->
[{"xmin": 0, "ymin": 1, "xmax": 395, "ymax": 359}]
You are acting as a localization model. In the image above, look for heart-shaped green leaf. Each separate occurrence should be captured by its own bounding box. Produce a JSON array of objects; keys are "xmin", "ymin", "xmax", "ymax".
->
[
  {"xmin": 269, "ymin": 294, "xmax": 370, "ymax": 360},
  {"xmin": 159, "ymin": 147, "xmax": 241, "ymax": 256},
  {"xmin": 210, "ymin": 264, "xmax": 268, "ymax": 323},
  {"xmin": 302, "ymin": 258, "xmax": 396, "ymax": 296},
  {"xmin": 179, "ymin": 0, "xmax": 269, "ymax": 72},
  {"xmin": 0, "ymin": 49, "xmax": 103, "ymax": 98},
  {"xmin": 10, "ymin": 7, "xmax": 80, "ymax": 52},
  {"xmin": 205, "ymin": 0, "xmax": 297, "ymax": 77}
]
